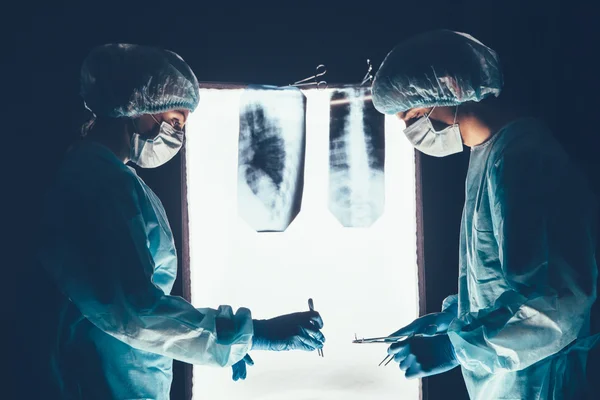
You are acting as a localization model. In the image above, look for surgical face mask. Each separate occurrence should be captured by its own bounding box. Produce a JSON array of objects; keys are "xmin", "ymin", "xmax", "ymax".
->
[
  {"xmin": 129, "ymin": 115, "xmax": 185, "ymax": 168},
  {"xmin": 403, "ymin": 106, "xmax": 463, "ymax": 157}
]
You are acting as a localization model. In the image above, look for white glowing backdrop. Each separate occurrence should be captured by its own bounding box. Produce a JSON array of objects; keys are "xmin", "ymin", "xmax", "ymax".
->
[{"xmin": 185, "ymin": 88, "xmax": 419, "ymax": 400}]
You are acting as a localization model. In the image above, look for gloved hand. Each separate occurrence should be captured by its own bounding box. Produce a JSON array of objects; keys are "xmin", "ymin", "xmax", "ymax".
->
[
  {"xmin": 389, "ymin": 311, "xmax": 456, "ymax": 338},
  {"xmin": 251, "ymin": 311, "xmax": 325, "ymax": 352},
  {"xmin": 231, "ymin": 354, "xmax": 254, "ymax": 381},
  {"xmin": 388, "ymin": 334, "xmax": 458, "ymax": 379}
]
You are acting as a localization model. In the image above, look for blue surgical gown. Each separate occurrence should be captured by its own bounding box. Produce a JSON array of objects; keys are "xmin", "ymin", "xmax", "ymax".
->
[
  {"xmin": 444, "ymin": 118, "xmax": 600, "ymax": 399},
  {"xmin": 38, "ymin": 141, "xmax": 253, "ymax": 400}
]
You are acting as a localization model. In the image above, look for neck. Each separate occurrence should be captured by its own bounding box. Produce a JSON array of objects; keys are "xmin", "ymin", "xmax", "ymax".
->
[
  {"xmin": 84, "ymin": 121, "xmax": 132, "ymax": 163},
  {"xmin": 457, "ymin": 104, "xmax": 518, "ymax": 147}
]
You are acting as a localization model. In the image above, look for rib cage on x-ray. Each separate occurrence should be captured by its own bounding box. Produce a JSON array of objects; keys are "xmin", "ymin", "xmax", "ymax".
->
[
  {"xmin": 328, "ymin": 87, "xmax": 385, "ymax": 227},
  {"xmin": 237, "ymin": 85, "xmax": 307, "ymax": 232}
]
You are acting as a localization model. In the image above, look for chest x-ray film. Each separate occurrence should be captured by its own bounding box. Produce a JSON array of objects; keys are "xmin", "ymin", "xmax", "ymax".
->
[
  {"xmin": 329, "ymin": 88, "xmax": 385, "ymax": 227},
  {"xmin": 238, "ymin": 85, "xmax": 307, "ymax": 232},
  {"xmin": 185, "ymin": 87, "xmax": 420, "ymax": 400}
]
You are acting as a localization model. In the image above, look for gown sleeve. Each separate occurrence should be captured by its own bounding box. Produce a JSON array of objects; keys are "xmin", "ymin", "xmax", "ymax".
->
[{"xmin": 39, "ymin": 165, "xmax": 253, "ymax": 367}]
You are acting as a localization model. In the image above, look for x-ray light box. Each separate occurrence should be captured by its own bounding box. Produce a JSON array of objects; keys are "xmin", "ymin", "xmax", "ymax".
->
[{"xmin": 185, "ymin": 87, "xmax": 420, "ymax": 400}]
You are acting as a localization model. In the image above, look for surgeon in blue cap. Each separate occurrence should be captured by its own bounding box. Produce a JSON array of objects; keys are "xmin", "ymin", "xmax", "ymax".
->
[
  {"xmin": 372, "ymin": 30, "xmax": 600, "ymax": 399},
  {"xmin": 38, "ymin": 44, "xmax": 325, "ymax": 400}
]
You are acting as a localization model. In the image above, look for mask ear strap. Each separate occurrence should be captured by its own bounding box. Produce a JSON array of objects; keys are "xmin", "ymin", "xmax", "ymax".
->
[
  {"xmin": 427, "ymin": 106, "xmax": 436, "ymax": 118},
  {"xmin": 151, "ymin": 114, "xmax": 161, "ymax": 125},
  {"xmin": 453, "ymin": 105, "xmax": 459, "ymax": 125}
]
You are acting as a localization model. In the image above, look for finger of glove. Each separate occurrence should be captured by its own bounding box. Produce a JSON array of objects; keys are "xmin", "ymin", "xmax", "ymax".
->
[
  {"xmin": 296, "ymin": 333, "xmax": 324, "ymax": 351},
  {"xmin": 405, "ymin": 362, "xmax": 426, "ymax": 380},
  {"xmin": 409, "ymin": 313, "xmax": 452, "ymax": 335},
  {"xmin": 243, "ymin": 354, "xmax": 254, "ymax": 366},
  {"xmin": 306, "ymin": 311, "xmax": 324, "ymax": 329},
  {"xmin": 400, "ymin": 353, "xmax": 416, "ymax": 371},
  {"xmin": 388, "ymin": 339, "xmax": 410, "ymax": 355},
  {"xmin": 240, "ymin": 364, "xmax": 247, "ymax": 380},
  {"xmin": 421, "ymin": 324, "xmax": 438, "ymax": 337},
  {"xmin": 388, "ymin": 320, "xmax": 421, "ymax": 338},
  {"xmin": 232, "ymin": 365, "xmax": 240, "ymax": 381},
  {"xmin": 393, "ymin": 344, "xmax": 411, "ymax": 363},
  {"xmin": 301, "ymin": 326, "xmax": 326, "ymax": 344}
]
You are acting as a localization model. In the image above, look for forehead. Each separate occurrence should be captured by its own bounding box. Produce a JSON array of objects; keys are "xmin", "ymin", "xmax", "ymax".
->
[
  {"xmin": 409, "ymin": 107, "xmax": 431, "ymax": 114},
  {"xmin": 397, "ymin": 107, "xmax": 431, "ymax": 118},
  {"xmin": 174, "ymin": 110, "xmax": 189, "ymax": 118}
]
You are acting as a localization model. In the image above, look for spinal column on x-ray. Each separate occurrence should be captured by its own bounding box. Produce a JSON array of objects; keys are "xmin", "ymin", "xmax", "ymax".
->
[
  {"xmin": 237, "ymin": 85, "xmax": 307, "ymax": 232},
  {"xmin": 328, "ymin": 87, "xmax": 386, "ymax": 227}
]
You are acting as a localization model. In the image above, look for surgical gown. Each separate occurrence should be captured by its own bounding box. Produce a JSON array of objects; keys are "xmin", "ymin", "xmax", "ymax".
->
[
  {"xmin": 445, "ymin": 118, "xmax": 600, "ymax": 399},
  {"xmin": 38, "ymin": 141, "xmax": 253, "ymax": 400}
]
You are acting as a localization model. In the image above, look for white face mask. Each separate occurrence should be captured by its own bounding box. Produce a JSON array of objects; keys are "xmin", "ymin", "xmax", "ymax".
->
[
  {"xmin": 129, "ymin": 115, "xmax": 185, "ymax": 168},
  {"xmin": 403, "ymin": 106, "xmax": 463, "ymax": 158}
]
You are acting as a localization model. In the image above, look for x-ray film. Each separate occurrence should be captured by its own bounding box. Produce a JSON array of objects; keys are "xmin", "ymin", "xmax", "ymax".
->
[
  {"xmin": 237, "ymin": 85, "xmax": 307, "ymax": 232},
  {"xmin": 328, "ymin": 87, "xmax": 385, "ymax": 227}
]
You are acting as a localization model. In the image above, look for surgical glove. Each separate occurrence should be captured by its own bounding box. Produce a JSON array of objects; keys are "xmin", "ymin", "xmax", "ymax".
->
[
  {"xmin": 251, "ymin": 311, "xmax": 325, "ymax": 352},
  {"xmin": 231, "ymin": 354, "xmax": 254, "ymax": 381},
  {"xmin": 389, "ymin": 311, "xmax": 456, "ymax": 338},
  {"xmin": 388, "ymin": 334, "xmax": 458, "ymax": 379}
]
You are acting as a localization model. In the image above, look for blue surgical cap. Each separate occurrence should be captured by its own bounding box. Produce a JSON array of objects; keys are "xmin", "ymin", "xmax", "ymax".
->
[
  {"xmin": 80, "ymin": 44, "xmax": 200, "ymax": 118},
  {"xmin": 372, "ymin": 30, "xmax": 503, "ymax": 115}
]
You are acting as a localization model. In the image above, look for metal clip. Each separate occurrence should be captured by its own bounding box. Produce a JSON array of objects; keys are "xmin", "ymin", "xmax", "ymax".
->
[
  {"xmin": 361, "ymin": 59, "xmax": 373, "ymax": 86},
  {"xmin": 290, "ymin": 64, "xmax": 328, "ymax": 90}
]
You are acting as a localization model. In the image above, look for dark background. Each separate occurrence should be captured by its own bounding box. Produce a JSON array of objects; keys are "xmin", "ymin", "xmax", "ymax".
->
[{"xmin": 14, "ymin": 1, "xmax": 600, "ymax": 399}]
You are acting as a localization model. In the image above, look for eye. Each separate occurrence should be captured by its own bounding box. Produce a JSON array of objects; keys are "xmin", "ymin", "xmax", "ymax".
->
[
  {"xmin": 408, "ymin": 110, "xmax": 425, "ymax": 120},
  {"xmin": 171, "ymin": 119, "xmax": 183, "ymax": 129}
]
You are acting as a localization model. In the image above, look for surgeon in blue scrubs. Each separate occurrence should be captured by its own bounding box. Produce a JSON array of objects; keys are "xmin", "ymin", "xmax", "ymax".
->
[
  {"xmin": 372, "ymin": 30, "xmax": 600, "ymax": 399},
  {"xmin": 38, "ymin": 43, "xmax": 325, "ymax": 400}
]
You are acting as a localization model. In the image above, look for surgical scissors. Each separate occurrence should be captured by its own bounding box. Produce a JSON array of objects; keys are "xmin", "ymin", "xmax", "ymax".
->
[
  {"xmin": 352, "ymin": 334, "xmax": 414, "ymax": 344},
  {"xmin": 290, "ymin": 65, "xmax": 328, "ymax": 90},
  {"xmin": 308, "ymin": 298, "xmax": 324, "ymax": 357},
  {"xmin": 353, "ymin": 332, "xmax": 436, "ymax": 366}
]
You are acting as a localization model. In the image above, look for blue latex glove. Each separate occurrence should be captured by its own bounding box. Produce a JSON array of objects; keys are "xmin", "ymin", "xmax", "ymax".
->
[
  {"xmin": 231, "ymin": 354, "xmax": 254, "ymax": 381},
  {"xmin": 389, "ymin": 311, "xmax": 456, "ymax": 338},
  {"xmin": 251, "ymin": 311, "xmax": 325, "ymax": 352},
  {"xmin": 388, "ymin": 334, "xmax": 458, "ymax": 379}
]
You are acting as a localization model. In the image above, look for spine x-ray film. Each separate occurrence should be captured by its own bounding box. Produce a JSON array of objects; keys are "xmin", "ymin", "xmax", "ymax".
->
[{"xmin": 328, "ymin": 87, "xmax": 386, "ymax": 227}]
